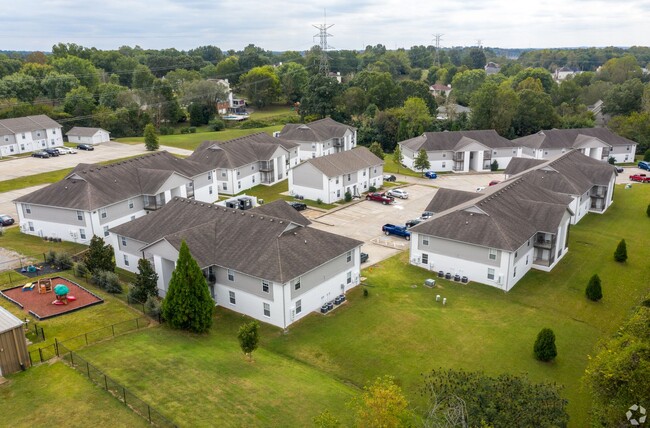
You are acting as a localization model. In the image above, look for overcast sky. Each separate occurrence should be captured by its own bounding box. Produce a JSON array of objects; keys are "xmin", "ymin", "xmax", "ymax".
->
[{"xmin": 2, "ymin": 0, "xmax": 649, "ymax": 52}]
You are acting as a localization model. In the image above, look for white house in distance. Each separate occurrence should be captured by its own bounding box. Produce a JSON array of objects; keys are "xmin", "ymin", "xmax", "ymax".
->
[
  {"xmin": 109, "ymin": 198, "xmax": 363, "ymax": 328},
  {"xmin": 289, "ymin": 147, "xmax": 384, "ymax": 203},
  {"xmin": 409, "ymin": 150, "xmax": 616, "ymax": 291},
  {"xmin": 187, "ymin": 132, "xmax": 299, "ymax": 195},
  {"xmin": 514, "ymin": 128, "xmax": 637, "ymax": 164},
  {"xmin": 13, "ymin": 151, "xmax": 216, "ymax": 244},
  {"xmin": 399, "ymin": 130, "xmax": 521, "ymax": 173},
  {"xmin": 0, "ymin": 114, "xmax": 63, "ymax": 157},
  {"xmin": 277, "ymin": 117, "xmax": 357, "ymax": 161},
  {"xmin": 65, "ymin": 127, "xmax": 110, "ymax": 145}
]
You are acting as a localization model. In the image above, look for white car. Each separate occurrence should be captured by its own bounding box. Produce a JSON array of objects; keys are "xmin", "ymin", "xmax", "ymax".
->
[
  {"xmin": 387, "ymin": 189, "xmax": 409, "ymax": 199},
  {"xmin": 57, "ymin": 147, "xmax": 77, "ymax": 154}
]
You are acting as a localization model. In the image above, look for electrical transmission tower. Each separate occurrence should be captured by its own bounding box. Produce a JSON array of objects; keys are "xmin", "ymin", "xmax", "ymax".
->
[
  {"xmin": 433, "ymin": 33, "xmax": 443, "ymax": 67},
  {"xmin": 313, "ymin": 10, "xmax": 334, "ymax": 76}
]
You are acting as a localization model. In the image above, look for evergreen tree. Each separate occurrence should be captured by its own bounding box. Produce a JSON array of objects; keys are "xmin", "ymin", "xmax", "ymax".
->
[
  {"xmin": 614, "ymin": 239, "xmax": 628, "ymax": 262},
  {"xmin": 392, "ymin": 145, "xmax": 403, "ymax": 174},
  {"xmin": 491, "ymin": 159, "xmax": 499, "ymax": 171},
  {"xmin": 368, "ymin": 141, "xmax": 385, "ymax": 160},
  {"xmin": 586, "ymin": 274, "xmax": 603, "ymax": 301},
  {"xmin": 83, "ymin": 235, "xmax": 115, "ymax": 273},
  {"xmin": 161, "ymin": 241, "xmax": 213, "ymax": 333},
  {"xmin": 534, "ymin": 328, "xmax": 557, "ymax": 362},
  {"xmin": 644, "ymin": 148, "xmax": 650, "ymax": 162},
  {"xmin": 414, "ymin": 149, "xmax": 431, "ymax": 176},
  {"xmin": 144, "ymin": 123, "xmax": 159, "ymax": 151},
  {"xmin": 237, "ymin": 320, "xmax": 260, "ymax": 360},
  {"xmin": 131, "ymin": 258, "xmax": 159, "ymax": 303},
  {"xmin": 647, "ymin": 203, "xmax": 650, "ymax": 217}
]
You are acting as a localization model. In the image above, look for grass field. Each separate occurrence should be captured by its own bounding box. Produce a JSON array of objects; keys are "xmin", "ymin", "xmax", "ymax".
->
[
  {"xmin": 382, "ymin": 155, "xmax": 424, "ymax": 177},
  {"xmin": 238, "ymin": 180, "xmax": 338, "ymax": 210},
  {"xmin": 70, "ymin": 184, "xmax": 650, "ymax": 427},
  {"xmin": 0, "ymin": 227, "xmax": 87, "ymax": 261},
  {"xmin": 0, "ymin": 363, "xmax": 148, "ymax": 428}
]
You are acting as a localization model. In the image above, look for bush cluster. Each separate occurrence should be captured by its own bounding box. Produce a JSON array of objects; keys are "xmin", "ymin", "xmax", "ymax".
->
[
  {"xmin": 92, "ymin": 270, "xmax": 122, "ymax": 294},
  {"xmin": 45, "ymin": 250, "xmax": 72, "ymax": 270}
]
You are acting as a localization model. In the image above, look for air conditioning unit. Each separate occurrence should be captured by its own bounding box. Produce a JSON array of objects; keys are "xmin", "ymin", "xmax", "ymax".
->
[
  {"xmin": 411, "ymin": 257, "xmax": 420, "ymax": 264},
  {"xmin": 497, "ymin": 275, "xmax": 503, "ymax": 284},
  {"xmin": 37, "ymin": 229, "xmax": 43, "ymax": 237},
  {"xmin": 69, "ymin": 230, "xmax": 78, "ymax": 239},
  {"xmin": 290, "ymin": 308, "xmax": 295, "ymax": 321},
  {"xmin": 20, "ymin": 224, "xmax": 28, "ymax": 232}
]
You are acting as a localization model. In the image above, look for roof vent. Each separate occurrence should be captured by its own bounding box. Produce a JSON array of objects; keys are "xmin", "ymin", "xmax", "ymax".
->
[
  {"xmin": 304, "ymin": 240, "xmax": 307, "ymax": 244},
  {"xmin": 279, "ymin": 221, "xmax": 283, "ymax": 224},
  {"xmin": 465, "ymin": 221, "xmax": 469, "ymax": 225}
]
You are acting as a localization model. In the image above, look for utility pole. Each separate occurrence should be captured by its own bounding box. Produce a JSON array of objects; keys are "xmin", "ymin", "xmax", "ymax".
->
[
  {"xmin": 313, "ymin": 9, "xmax": 334, "ymax": 76},
  {"xmin": 433, "ymin": 33, "xmax": 443, "ymax": 67},
  {"xmin": 476, "ymin": 39, "xmax": 483, "ymax": 48}
]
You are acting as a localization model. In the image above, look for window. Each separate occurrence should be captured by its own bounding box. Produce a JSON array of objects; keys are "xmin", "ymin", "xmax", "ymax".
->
[
  {"xmin": 544, "ymin": 151, "xmax": 549, "ymax": 155},
  {"xmin": 209, "ymin": 186, "xmax": 213, "ymax": 195},
  {"xmin": 227, "ymin": 269, "xmax": 234, "ymax": 281},
  {"xmin": 442, "ymin": 162, "xmax": 446, "ymax": 168},
  {"xmin": 526, "ymin": 255, "xmax": 529, "ymax": 265},
  {"xmin": 294, "ymin": 278, "xmax": 301, "ymax": 290},
  {"xmin": 373, "ymin": 167, "xmax": 377, "ymax": 173},
  {"xmin": 346, "ymin": 251, "xmax": 352, "ymax": 263},
  {"xmin": 124, "ymin": 254, "xmax": 129, "ymax": 267},
  {"xmin": 347, "ymin": 174, "xmax": 351, "ymax": 180},
  {"xmin": 22, "ymin": 133, "xmax": 25, "ymax": 139},
  {"xmin": 76, "ymin": 210, "xmax": 83, "ymax": 221},
  {"xmin": 493, "ymin": 151, "xmax": 497, "ymax": 155},
  {"xmin": 130, "ymin": 215, "xmax": 135, "ymax": 220},
  {"xmin": 262, "ymin": 280, "xmax": 270, "ymax": 293},
  {"xmin": 25, "ymin": 204, "xmax": 31, "ymax": 214},
  {"xmin": 513, "ymin": 267, "xmax": 517, "ymax": 278},
  {"xmin": 514, "ymin": 251, "xmax": 518, "ymax": 258},
  {"xmin": 100, "ymin": 208, "xmax": 107, "ymax": 219},
  {"xmin": 488, "ymin": 248, "xmax": 497, "ymax": 260},
  {"xmin": 527, "ymin": 239, "xmax": 530, "ymax": 247},
  {"xmin": 423, "ymin": 237, "xmax": 429, "ymax": 246},
  {"xmin": 252, "ymin": 176, "xmax": 255, "ymax": 183},
  {"xmin": 237, "ymin": 171, "xmax": 240, "ymax": 176},
  {"xmin": 121, "ymin": 236, "xmax": 127, "ymax": 246},
  {"xmin": 37, "ymin": 132, "xmax": 41, "ymax": 137},
  {"xmin": 79, "ymin": 229, "xmax": 86, "ymax": 239},
  {"xmin": 128, "ymin": 199, "xmax": 134, "ymax": 209},
  {"xmin": 335, "ymin": 177, "xmax": 339, "ymax": 184},
  {"xmin": 296, "ymin": 299, "xmax": 302, "ymax": 314},
  {"xmin": 238, "ymin": 181, "xmax": 241, "ymax": 189},
  {"xmin": 337, "ymin": 189, "xmax": 341, "ymax": 197},
  {"xmin": 28, "ymin": 221, "xmax": 34, "ymax": 231},
  {"xmin": 347, "ymin": 271, "xmax": 352, "ymax": 284},
  {"xmin": 229, "ymin": 291, "xmax": 236, "ymax": 304},
  {"xmin": 4, "ymin": 137, "xmax": 8, "ymax": 142},
  {"xmin": 221, "ymin": 171, "xmax": 226, "ymax": 177},
  {"xmin": 443, "ymin": 153, "xmax": 446, "ymax": 157},
  {"xmin": 208, "ymin": 171, "xmax": 212, "ymax": 180},
  {"xmin": 251, "ymin": 165, "xmax": 255, "ymax": 170},
  {"xmin": 363, "ymin": 170, "xmax": 366, "ymax": 176},
  {"xmin": 422, "ymin": 253, "xmax": 429, "ymax": 265},
  {"xmin": 487, "ymin": 268, "xmax": 495, "ymax": 280},
  {"xmin": 223, "ymin": 183, "xmax": 227, "ymax": 190},
  {"xmin": 627, "ymin": 146, "xmax": 630, "ymax": 151},
  {"xmin": 103, "ymin": 226, "xmax": 109, "ymax": 237},
  {"xmin": 53, "ymin": 129, "xmax": 56, "ymax": 134},
  {"xmin": 263, "ymin": 303, "xmax": 270, "ymax": 317}
]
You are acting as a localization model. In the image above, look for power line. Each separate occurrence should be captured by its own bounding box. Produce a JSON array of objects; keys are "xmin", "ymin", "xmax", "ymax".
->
[
  {"xmin": 312, "ymin": 9, "xmax": 334, "ymax": 76},
  {"xmin": 433, "ymin": 34, "xmax": 443, "ymax": 67}
]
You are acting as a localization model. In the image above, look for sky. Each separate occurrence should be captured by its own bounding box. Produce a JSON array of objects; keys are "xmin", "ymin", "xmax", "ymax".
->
[{"xmin": 2, "ymin": 0, "xmax": 649, "ymax": 52}]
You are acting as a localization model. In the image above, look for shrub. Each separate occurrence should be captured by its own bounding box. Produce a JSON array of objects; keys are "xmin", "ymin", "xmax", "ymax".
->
[
  {"xmin": 647, "ymin": 203, "xmax": 650, "ymax": 218},
  {"xmin": 180, "ymin": 127, "xmax": 191, "ymax": 134},
  {"xmin": 607, "ymin": 156, "xmax": 616, "ymax": 165},
  {"xmin": 586, "ymin": 274, "xmax": 603, "ymax": 301},
  {"xmin": 534, "ymin": 328, "xmax": 557, "ymax": 362},
  {"xmin": 240, "ymin": 120, "xmax": 266, "ymax": 129},
  {"xmin": 491, "ymin": 159, "xmax": 499, "ymax": 171},
  {"xmin": 73, "ymin": 261, "xmax": 88, "ymax": 277},
  {"xmin": 45, "ymin": 249, "xmax": 57, "ymax": 264},
  {"xmin": 644, "ymin": 148, "xmax": 650, "ymax": 162},
  {"xmin": 316, "ymin": 198, "xmax": 323, "ymax": 205},
  {"xmin": 54, "ymin": 252, "xmax": 72, "ymax": 270},
  {"xmin": 344, "ymin": 191, "xmax": 352, "ymax": 202},
  {"xmin": 145, "ymin": 295, "xmax": 161, "ymax": 318},
  {"xmin": 188, "ymin": 126, "xmax": 197, "ymax": 133},
  {"xmin": 363, "ymin": 288, "xmax": 369, "ymax": 297},
  {"xmin": 92, "ymin": 270, "xmax": 122, "ymax": 294},
  {"xmin": 210, "ymin": 118, "xmax": 225, "ymax": 131},
  {"xmin": 614, "ymin": 239, "xmax": 628, "ymax": 262},
  {"xmin": 159, "ymin": 125, "xmax": 174, "ymax": 135},
  {"xmin": 368, "ymin": 186, "xmax": 377, "ymax": 193}
]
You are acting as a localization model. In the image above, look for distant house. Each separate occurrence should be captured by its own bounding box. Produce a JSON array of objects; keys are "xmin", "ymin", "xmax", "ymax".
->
[
  {"xmin": 514, "ymin": 128, "xmax": 637, "ymax": 164},
  {"xmin": 13, "ymin": 151, "xmax": 216, "ymax": 244},
  {"xmin": 398, "ymin": 130, "xmax": 521, "ymax": 173},
  {"xmin": 289, "ymin": 147, "xmax": 384, "ymax": 203},
  {"xmin": 0, "ymin": 306, "xmax": 30, "ymax": 376},
  {"xmin": 436, "ymin": 103, "xmax": 470, "ymax": 120},
  {"xmin": 278, "ymin": 118, "xmax": 357, "ymax": 161},
  {"xmin": 484, "ymin": 62, "xmax": 501, "ymax": 75},
  {"xmin": 187, "ymin": 133, "xmax": 299, "ymax": 195},
  {"xmin": 0, "ymin": 114, "xmax": 63, "ymax": 157},
  {"xmin": 554, "ymin": 66, "xmax": 580, "ymax": 81},
  {"xmin": 65, "ymin": 127, "xmax": 110, "ymax": 145},
  {"xmin": 109, "ymin": 198, "xmax": 363, "ymax": 328},
  {"xmin": 429, "ymin": 84, "xmax": 452, "ymax": 98}
]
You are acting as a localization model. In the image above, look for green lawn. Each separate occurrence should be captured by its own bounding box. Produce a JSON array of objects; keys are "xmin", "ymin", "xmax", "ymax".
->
[
  {"xmin": 116, "ymin": 125, "xmax": 284, "ymax": 151},
  {"xmin": 247, "ymin": 104, "xmax": 299, "ymax": 120},
  {"xmin": 238, "ymin": 180, "xmax": 338, "ymax": 210},
  {"xmin": 0, "ymin": 363, "xmax": 148, "ymax": 428},
  {"xmin": 0, "ymin": 227, "xmax": 87, "ymax": 261},
  {"xmin": 383, "ymin": 155, "xmax": 424, "ymax": 177}
]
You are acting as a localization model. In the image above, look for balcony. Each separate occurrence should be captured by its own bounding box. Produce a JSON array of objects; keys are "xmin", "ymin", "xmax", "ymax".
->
[
  {"xmin": 590, "ymin": 186, "xmax": 606, "ymax": 198},
  {"xmin": 143, "ymin": 193, "xmax": 166, "ymax": 211},
  {"xmin": 483, "ymin": 151, "xmax": 492, "ymax": 160},
  {"xmin": 453, "ymin": 152, "xmax": 464, "ymax": 161},
  {"xmin": 534, "ymin": 233, "xmax": 555, "ymax": 249},
  {"xmin": 333, "ymin": 138, "xmax": 343, "ymax": 147},
  {"xmin": 259, "ymin": 161, "xmax": 274, "ymax": 172},
  {"xmin": 260, "ymin": 172, "xmax": 275, "ymax": 184},
  {"xmin": 186, "ymin": 182, "xmax": 195, "ymax": 199}
]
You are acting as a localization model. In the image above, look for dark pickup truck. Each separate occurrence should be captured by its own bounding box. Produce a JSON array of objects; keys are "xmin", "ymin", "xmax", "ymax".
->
[
  {"xmin": 382, "ymin": 224, "xmax": 411, "ymax": 240},
  {"xmin": 366, "ymin": 192, "xmax": 394, "ymax": 205}
]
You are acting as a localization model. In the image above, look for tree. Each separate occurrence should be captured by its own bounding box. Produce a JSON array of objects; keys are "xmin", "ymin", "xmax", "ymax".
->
[
  {"xmin": 161, "ymin": 241, "xmax": 213, "ymax": 333},
  {"xmin": 368, "ymin": 142, "xmax": 385, "ymax": 160},
  {"xmin": 237, "ymin": 320, "xmax": 259, "ymax": 361},
  {"xmin": 421, "ymin": 368, "xmax": 568, "ymax": 427},
  {"xmin": 300, "ymin": 74, "xmax": 341, "ymax": 119},
  {"xmin": 131, "ymin": 64, "xmax": 155, "ymax": 90},
  {"xmin": 513, "ymin": 89, "xmax": 560, "ymax": 137},
  {"xmin": 339, "ymin": 87, "xmax": 368, "ymax": 117},
  {"xmin": 463, "ymin": 47, "xmax": 487, "ymax": 69},
  {"xmin": 238, "ymin": 65, "xmax": 281, "ymax": 109},
  {"xmin": 645, "ymin": 149, "xmax": 650, "ymax": 162},
  {"xmin": 512, "ymin": 67, "xmax": 556, "ymax": 94},
  {"xmin": 450, "ymin": 69, "xmax": 486, "ymax": 106},
  {"xmin": 351, "ymin": 70, "xmax": 402, "ymax": 110},
  {"xmin": 614, "ymin": 239, "xmax": 628, "ymax": 262},
  {"xmin": 598, "ymin": 55, "xmax": 643, "ymax": 84},
  {"xmin": 470, "ymin": 80, "xmax": 519, "ymax": 135},
  {"xmin": 400, "ymin": 97, "xmax": 431, "ymax": 138},
  {"xmin": 63, "ymin": 86, "xmax": 96, "ymax": 119},
  {"xmin": 83, "ymin": 236, "xmax": 116, "ymax": 274},
  {"xmin": 276, "ymin": 62, "xmax": 308, "ymax": 103},
  {"xmin": 534, "ymin": 328, "xmax": 557, "ymax": 362},
  {"xmin": 96, "ymin": 83, "xmax": 127, "ymax": 110},
  {"xmin": 313, "ymin": 410, "xmax": 340, "ymax": 427},
  {"xmin": 130, "ymin": 258, "xmax": 159, "ymax": 303},
  {"xmin": 51, "ymin": 55, "xmax": 100, "ymax": 89},
  {"xmin": 350, "ymin": 376, "xmax": 410, "ymax": 428},
  {"xmin": 143, "ymin": 123, "xmax": 159, "ymax": 151},
  {"xmin": 491, "ymin": 160, "xmax": 499, "ymax": 171},
  {"xmin": 393, "ymin": 145, "xmax": 403, "ymax": 173},
  {"xmin": 414, "ymin": 149, "xmax": 431, "ymax": 176},
  {"xmin": 585, "ymin": 274, "xmax": 603, "ymax": 301},
  {"xmin": 0, "ymin": 73, "xmax": 40, "ymax": 103},
  {"xmin": 603, "ymin": 78, "xmax": 645, "ymax": 115}
]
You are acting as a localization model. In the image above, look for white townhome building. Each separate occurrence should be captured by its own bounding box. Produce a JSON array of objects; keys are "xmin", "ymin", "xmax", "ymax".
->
[
  {"xmin": 0, "ymin": 115, "xmax": 63, "ymax": 157},
  {"xmin": 277, "ymin": 117, "xmax": 357, "ymax": 161},
  {"xmin": 514, "ymin": 128, "xmax": 638, "ymax": 164},
  {"xmin": 65, "ymin": 127, "xmax": 111, "ymax": 145},
  {"xmin": 398, "ymin": 130, "xmax": 521, "ymax": 173},
  {"xmin": 409, "ymin": 150, "xmax": 617, "ymax": 291},
  {"xmin": 13, "ymin": 151, "xmax": 216, "ymax": 244},
  {"xmin": 187, "ymin": 133, "xmax": 299, "ymax": 195},
  {"xmin": 288, "ymin": 147, "xmax": 384, "ymax": 203},
  {"xmin": 109, "ymin": 198, "xmax": 363, "ymax": 328}
]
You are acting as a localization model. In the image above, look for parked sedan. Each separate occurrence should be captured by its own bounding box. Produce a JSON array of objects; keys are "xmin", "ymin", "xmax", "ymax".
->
[
  {"xmin": 387, "ymin": 188, "xmax": 408, "ymax": 199},
  {"xmin": 360, "ymin": 252, "xmax": 369, "ymax": 263},
  {"xmin": 424, "ymin": 171, "xmax": 438, "ymax": 179},
  {"xmin": 77, "ymin": 144, "xmax": 95, "ymax": 151},
  {"xmin": 57, "ymin": 146, "xmax": 77, "ymax": 154},
  {"xmin": 288, "ymin": 201, "xmax": 307, "ymax": 211},
  {"xmin": 0, "ymin": 214, "xmax": 15, "ymax": 226},
  {"xmin": 43, "ymin": 148, "xmax": 60, "ymax": 157},
  {"xmin": 405, "ymin": 219, "xmax": 421, "ymax": 228},
  {"xmin": 383, "ymin": 174, "xmax": 397, "ymax": 182},
  {"xmin": 32, "ymin": 150, "xmax": 50, "ymax": 158}
]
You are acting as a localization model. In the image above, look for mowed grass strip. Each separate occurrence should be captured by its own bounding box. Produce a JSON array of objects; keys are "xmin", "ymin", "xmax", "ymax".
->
[{"xmin": 0, "ymin": 363, "xmax": 148, "ymax": 428}]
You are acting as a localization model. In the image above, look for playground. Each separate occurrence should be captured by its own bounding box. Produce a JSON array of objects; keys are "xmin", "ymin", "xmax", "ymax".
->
[{"xmin": 1, "ymin": 277, "xmax": 103, "ymax": 320}]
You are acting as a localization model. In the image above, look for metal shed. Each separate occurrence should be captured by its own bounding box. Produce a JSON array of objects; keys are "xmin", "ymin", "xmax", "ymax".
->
[{"xmin": 0, "ymin": 306, "xmax": 30, "ymax": 376}]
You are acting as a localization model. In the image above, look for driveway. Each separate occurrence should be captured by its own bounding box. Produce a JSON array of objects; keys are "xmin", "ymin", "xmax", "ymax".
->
[
  {"xmin": 0, "ymin": 185, "xmax": 48, "ymax": 221},
  {"xmin": 0, "ymin": 142, "xmax": 192, "ymax": 181},
  {"xmin": 394, "ymin": 171, "xmax": 505, "ymax": 191}
]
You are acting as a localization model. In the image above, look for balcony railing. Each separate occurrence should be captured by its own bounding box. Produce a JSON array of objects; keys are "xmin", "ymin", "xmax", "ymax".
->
[
  {"xmin": 143, "ymin": 194, "xmax": 166, "ymax": 211},
  {"xmin": 259, "ymin": 161, "xmax": 274, "ymax": 172},
  {"xmin": 534, "ymin": 233, "xmax": 556, "ymax": 249},
  {"xmin": 590, "ymin": 186, "xmax": 606, "ymax": 198},
  {"xmin": 453, "ymin": 152, "xmax": 464, "ymax": 161},
  {"xmin": 333, "ymin": 138, "xmax": 343, "ymax": 147}
]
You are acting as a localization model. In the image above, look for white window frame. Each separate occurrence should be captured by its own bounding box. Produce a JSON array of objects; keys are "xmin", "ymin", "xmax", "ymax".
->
[
  {"xmin": 103, "ymin": 226, "xmax": 109, "ymax": 237},
  {"xmin": 121, "ymin": 236, "xmax": 127, "ymax": 246},
  {"xmin": 123, "ymin": 254, "xmax": 129, "ymax": 266},
  {"xmin": 76, "ymin": 210, "xmax": 83, "ymax": 221},
  {"xmin": 488, "ymin": 248, "xmax": 497, "ymax": 260},
  {"xmin": 262, "ymin": 280, "xmax": 270, "ymax": 293},
  {"xmin": 263, "ymin": 302, "xmax": 270, "ymax": 317},
  {"xmin": 227, "ymin": 269, "xmax": 234, "ymax": 281},
  {"xmin": 293, "ymin": 278, "xmax": 301, "ymax": 290},
  {"xmin": 25, "ymin": 204, "xmax": 32, "ymax": 214},
  {"xmin": 346, "ymin": 251, "xmax": 352, "ymax": 263},
  {"xmin": 423, "ymin": 237, "xmax": 429, "ymax": 246},
  {"xmin": 296, "ymin": 299, "xmax": 302, "ymax": 314},
  {"xmin": 28, "ymin": 221, "xmax": 34, "ymax": 231},
  {"xmin": 100, "ymin": 208, "xmax": 107, "ymax": 219},
  {"xmin": 347, "ymin": 271, "xmax": 352, "ymax": 284},
  {"xmin": 422, "ymin": 253, "xmax": 429, "ymax": 265},
  {"xmin": 487, "ymin": 268, "xmax": 495, "ymax": 280},
  {"xmin": 229, "ymin": 291, "xmax": 236, "ymax": 304},
  {"xmin": 79, "ymin": 228, "xmax": 86, "ymax": 239},
  {"xmin": 128, "ymin": 199, "xmax": 134, "ymax": 209}
]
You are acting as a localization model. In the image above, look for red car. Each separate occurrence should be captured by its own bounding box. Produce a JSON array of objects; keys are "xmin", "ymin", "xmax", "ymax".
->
[
  {"xmin": 488, "ymin": 180, "xmax": 501, "ymax": 186},
  {"xmin": 630, "ymin": 174, "xmax": 650, "ymax": 183},
  {"xmin": 365, "ymin": 192, "xmax": 394, "ymax": 205}
]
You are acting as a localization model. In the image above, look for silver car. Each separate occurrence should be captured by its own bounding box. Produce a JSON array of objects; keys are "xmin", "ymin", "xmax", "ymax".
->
[{"xmin": 387, "ymin": 188, "xmax": 409, "ymax": 199}]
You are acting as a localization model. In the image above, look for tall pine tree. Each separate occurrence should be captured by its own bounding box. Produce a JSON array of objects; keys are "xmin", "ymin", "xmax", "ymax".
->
[
  {"xmin": 144, "ymin": 123, "xmax": 159, "ymax": 151},
  {"xmin": 131, "ymin": 258, "xmax": 159, "ymax": 303},
  {"xmin": 84, "ymin": 235, "xmax": 115, "ymax": 273},
  {"xmin": 161, "ymin": 241, "xmax": 213, "ymax": 333}
]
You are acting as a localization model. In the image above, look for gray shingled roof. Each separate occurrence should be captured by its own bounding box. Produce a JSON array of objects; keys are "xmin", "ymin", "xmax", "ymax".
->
[
  {"xmin": 425, "ymin": 188, "xmax": 479, "ymax": 213},
  {"xmin": 188, "ymin": 132, "xmax": 296, "ymax": 169},
  {"xmin": 400, "ymin": 130, "xmax": 514, "ymax": 152},
  {"xmin": 278, "ymin": 117, "xmax": 356, "ymax": 142},
  {"xmin": 114, "ymin": 197, "xmax": 361, "ymax": 283},
  {"xmin": 513, "ymin": 128, "xmax": 637, "ymax": 150},
  {"xmin": 66, "ymin": 127, "xmax": 109, "ymax": 137},
  {"xmin": 251, "ymin": 199, "xmax": 311, "ymax": 226},
  {"xmin": 14, "ymin": 151, "xmax": 212, "ymax": 210},
  {"xmin": 0, "ymin": 115, "xmax": 61, "ymax": 136},
  {"xmin": 504, "ymin": 158, "xmax": 546, "ymax": 176},
  {"xmin": 0, "ymin": 306, "xmax": 24, "ymax": 334},
  {"xmin": 298, "ymin": 146, "xmax": 383, "ymax": 178}
]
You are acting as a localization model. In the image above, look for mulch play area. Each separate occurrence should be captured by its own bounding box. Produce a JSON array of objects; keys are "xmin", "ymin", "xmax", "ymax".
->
[{"xmin": 0, "ymin": 277, "xmax": 103, "ymax": 320}]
